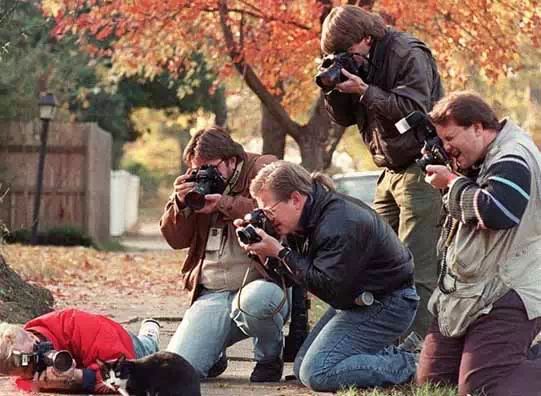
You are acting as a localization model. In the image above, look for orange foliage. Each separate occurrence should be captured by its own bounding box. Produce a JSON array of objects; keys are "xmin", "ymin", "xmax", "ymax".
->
[
  {"xmin": 42, "ymin": 0, "xmax": 541, "ymax": 109},
  {"xmin": 378, "ymin": 0, "xmax": 541, "ymax": 85}
]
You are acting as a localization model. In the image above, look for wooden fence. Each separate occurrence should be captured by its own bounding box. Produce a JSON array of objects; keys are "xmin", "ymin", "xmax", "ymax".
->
[{"xmin": 0, "ymin": 121, "xmax": 111, "ymax": 244}]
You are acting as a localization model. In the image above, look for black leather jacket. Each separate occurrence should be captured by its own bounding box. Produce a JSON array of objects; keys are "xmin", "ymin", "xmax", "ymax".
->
[
  {"xmin": 324, "ymin": 28, "xmax": 444, "ymax": 170},
  {"xmin": 282, "ymin": 183, "xmax": 414, "ymax": 309}
]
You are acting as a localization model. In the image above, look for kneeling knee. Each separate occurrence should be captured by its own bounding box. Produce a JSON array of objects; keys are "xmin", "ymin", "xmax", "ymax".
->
[
  {"xmin": 298, "ymin": 364, "xmax": 329, "ymax": 392},
  {"xmin": 232, "ymin": 281, "xmax": 285, "ymax": 318}
]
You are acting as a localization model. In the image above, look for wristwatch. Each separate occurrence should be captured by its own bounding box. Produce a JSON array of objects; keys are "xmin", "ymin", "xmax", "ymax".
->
[{"xmin": 277, "ymin": 247, "xmax": 292, "ymax": 261}]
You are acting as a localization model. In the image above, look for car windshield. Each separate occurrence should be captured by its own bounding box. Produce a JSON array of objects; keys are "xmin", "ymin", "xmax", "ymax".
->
[{"xmin": 334, "ymin": 176, "xmax": 378, "ymax": 204}]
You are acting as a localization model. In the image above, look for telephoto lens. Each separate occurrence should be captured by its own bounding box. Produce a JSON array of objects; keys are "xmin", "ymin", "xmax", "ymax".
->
[{"xmin": 42, "ymin": 350, "xmax": 73, "ymax": 372}]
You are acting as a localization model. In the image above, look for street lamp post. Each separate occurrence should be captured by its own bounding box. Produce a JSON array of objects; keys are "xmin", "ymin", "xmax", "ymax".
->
[{"xmin": 30, "ymin": 93, "xmax": 57, "ymax": 245}]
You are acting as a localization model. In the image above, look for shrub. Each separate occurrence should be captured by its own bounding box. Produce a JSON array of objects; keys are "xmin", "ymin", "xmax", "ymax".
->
[
  {"xmin": 122, "ymin": 160, "xmax": 162, "ymax": 193},
  {"xmin": 4, "ymin": 226, "xmax": 94, "ymax": 247}
]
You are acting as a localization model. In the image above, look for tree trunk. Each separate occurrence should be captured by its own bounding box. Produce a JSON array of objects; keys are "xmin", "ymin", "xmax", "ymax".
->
[
  {"xmin": 296, "ymin": 125, "xmax": 325, "ymax": 171},
  {"xmin": 213, "ymin": 90, "xmax": 228, "ymax": 127},
  {"xmin": 261, "ymin": 103, "xmax": 286, "ymax": 159},
  {"xmin": 0, "ymin": 254, "xmax": 53, "ymax": 323},
  {"xmin": 176, "ymin": 127, "xmax": 193, "ymax": 174},
  {"xmin": 293, "ymin": 94, "xmax": 347, "ymax": 171},
  {"xmin": 219, "ymin": 0, "xmax": 346, "ymax": 171}
]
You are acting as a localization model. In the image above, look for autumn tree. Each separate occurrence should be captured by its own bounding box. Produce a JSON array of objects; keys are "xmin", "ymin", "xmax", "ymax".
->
[{"xmin": 42, "ymin": 0, "xmax": 540, "ymax": 170}]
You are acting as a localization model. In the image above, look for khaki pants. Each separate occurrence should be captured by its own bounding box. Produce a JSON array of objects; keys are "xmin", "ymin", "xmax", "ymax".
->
[{"xmin": 374, "ymin": 163, "xmax": 441, "ymax": 337}]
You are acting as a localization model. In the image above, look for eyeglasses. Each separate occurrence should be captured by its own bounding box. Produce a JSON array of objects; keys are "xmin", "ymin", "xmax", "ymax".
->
[{"xmin": 261, "ymin": 200, "xmax": 284, "ymax": 219}]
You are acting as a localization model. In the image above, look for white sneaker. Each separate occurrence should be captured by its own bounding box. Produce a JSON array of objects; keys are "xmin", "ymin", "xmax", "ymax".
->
[{"xmin": 138, "ymin": 319, "xmax": 161, "ymax": 345}]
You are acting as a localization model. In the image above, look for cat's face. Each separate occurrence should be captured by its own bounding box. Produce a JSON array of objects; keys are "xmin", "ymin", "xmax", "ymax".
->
[{"xmin": 97, "ymin": 355, "xmax": 131, "ymax": 393}]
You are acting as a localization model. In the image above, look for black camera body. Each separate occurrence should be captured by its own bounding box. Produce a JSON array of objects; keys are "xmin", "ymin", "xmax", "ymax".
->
[
  {"xmin": 417, "ymin": 135, "xmax": 451, "ymax": 172},
  {"xmin": 185, "ymin": 164, "xmax": 226, "ymax": 210},
  {"xmin": 13, "ymin": 341, "xmax": 73, "ymax": 374},
  {"xmin": 315, "ymin": 52, "xmax": 359, "ymax": 92},
  {"xmin": 236, "ymin": 209, "xmax": 278, "ymax": 245},
  {"xmin": 394, "ymin": 111, "xmax": 450, "ymax": 172}
]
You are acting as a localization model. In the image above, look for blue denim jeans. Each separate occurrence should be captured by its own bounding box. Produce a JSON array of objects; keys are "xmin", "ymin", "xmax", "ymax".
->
[
  {"xmin": 130, "ymin": 333, "xmax": 159, "ymax": 358},
  {"xmin": 293, "ymin": 286, "xmax": 419, "ymax": 392},
  {"xmin": 166, "ymin": 279, "xmax": 289, "ymax": 377}
]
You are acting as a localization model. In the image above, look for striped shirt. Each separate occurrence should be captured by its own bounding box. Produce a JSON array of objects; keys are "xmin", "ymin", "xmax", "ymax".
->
[{"xmin": 447, "ymin": 155, "xmax": 531, "ymax": 229}]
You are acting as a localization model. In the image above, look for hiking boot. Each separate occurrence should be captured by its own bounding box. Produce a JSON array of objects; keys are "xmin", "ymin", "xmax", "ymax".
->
[
  {"xmin": 138, "ymin": 318, "xmax": 161, "ymax": 345},
  {"xmin": 250, "ymin": 358, "xmax": 283, "ymax": 382},
  {"xmin": 398, "ymin": 331, "xmax": 423, "ymax": 353},
  {"xmin": 208, "ymin": 352, "xmax": 228, "ymax": 378}
]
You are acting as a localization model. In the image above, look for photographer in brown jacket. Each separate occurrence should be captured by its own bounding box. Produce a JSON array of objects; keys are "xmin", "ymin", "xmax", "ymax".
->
[{"xmin": 160, "ymin": 126, "xmax": 286, "ymax": 382}]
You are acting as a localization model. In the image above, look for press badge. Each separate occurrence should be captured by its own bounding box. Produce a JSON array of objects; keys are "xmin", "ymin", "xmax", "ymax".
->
[{"xmin": 206, "ymin": 227, "xmax": 223, "ymax": 251}]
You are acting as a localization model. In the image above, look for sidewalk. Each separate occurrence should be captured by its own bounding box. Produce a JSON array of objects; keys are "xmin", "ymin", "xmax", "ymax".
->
[{"xmin": 119, "ymin": 220, "xmax": 323, "ymax": 395}]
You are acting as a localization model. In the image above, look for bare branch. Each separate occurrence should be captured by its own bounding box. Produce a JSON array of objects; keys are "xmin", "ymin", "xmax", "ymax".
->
[
  {"xmin": 0, "ymin": 0, "xmax": 21, "ymax": 27},
  {"xmin": 217, "ymin": 0, "xmax": 300, "ymax": 137}
]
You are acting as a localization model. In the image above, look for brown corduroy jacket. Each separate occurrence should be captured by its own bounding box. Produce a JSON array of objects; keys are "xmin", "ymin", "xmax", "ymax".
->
[{"xmin": 160, "ymin": 152, "xmax": 277, "ymax": 305}]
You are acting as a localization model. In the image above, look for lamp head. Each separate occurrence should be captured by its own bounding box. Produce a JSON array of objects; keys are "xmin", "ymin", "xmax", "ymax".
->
[{"xmin": 38, "ymin": 93, "xmax": 57, "ymax": 121}]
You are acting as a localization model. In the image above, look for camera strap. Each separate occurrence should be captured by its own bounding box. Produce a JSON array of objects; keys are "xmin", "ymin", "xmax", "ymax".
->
[
  {"xmin": 438, "ymin": 215, "xmax": 459, "ymax": 294},
  {"xmin": 223, "ymin": 159, "xmax": 244, "ymax": 195},
  {"xmin": 236, "ymin": 265, "xmax": 290, "ymax": 321}
]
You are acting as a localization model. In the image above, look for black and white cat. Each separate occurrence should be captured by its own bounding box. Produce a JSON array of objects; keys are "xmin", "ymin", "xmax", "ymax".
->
[{"xmin": 98, "ymin": 351, "xmax": 201, "ymax": 396}]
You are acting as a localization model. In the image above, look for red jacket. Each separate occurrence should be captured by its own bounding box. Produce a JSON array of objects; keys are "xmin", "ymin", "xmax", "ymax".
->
[{"xmin": 19, "ymin": 308, "xmax": 136, "ymax": 393}]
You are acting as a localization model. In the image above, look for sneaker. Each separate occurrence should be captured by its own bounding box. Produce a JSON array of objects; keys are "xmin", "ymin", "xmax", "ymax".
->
[
  {"xmin": 398, "ymin": 331, "xmax": 423, "ymax": 353},
  {"xmin": 138, "ymin": 319, "xmax": 161, "ymax": 345},
  {"xmin": 207, "ymin": 352, "xmax": 228, "ymax": 378},
  {"xmin": 249, "ymin": 358, "xmax": 283, "ymax": 383}
]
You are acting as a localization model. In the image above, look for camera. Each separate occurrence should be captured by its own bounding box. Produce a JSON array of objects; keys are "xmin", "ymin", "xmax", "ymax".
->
[
  {"xmin": 395, "ymin": 111, "xmax": 450, "ymax": 172},
  {"xmin": 184, "ymin": 164, "xmax": 227, "ymax": 210},
  {"xmin": 315, "ymin": 52, "xmax": 359, "ymax": 92},
  {"xmin": 236, "ymin": 209, "xmax": 278, "ymax": 245},
  {"xmin": 12, "ymin": 341, "xmax": 73, "ymax": 374}
]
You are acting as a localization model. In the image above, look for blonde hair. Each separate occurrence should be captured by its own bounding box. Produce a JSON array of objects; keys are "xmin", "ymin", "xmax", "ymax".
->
[
  {"xmin": 321, "ymin": 5, "xmax": 386, "ymax": 54},
  {"xmin": 250, "ymin": 161, "xmax": 335, "ymax": 201},
  {"xmin": 0, "ymin": 322, "xmax": 22, "ymax": 374}
]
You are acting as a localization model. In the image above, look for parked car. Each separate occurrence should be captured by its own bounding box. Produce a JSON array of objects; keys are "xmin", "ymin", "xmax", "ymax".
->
[{"xmin": 332, "ymin": 170, "xmax": 382, "ymax": 206}]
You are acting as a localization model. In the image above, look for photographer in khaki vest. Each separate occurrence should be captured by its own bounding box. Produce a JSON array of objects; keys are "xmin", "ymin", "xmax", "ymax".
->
[
  {"xmin": 160, "ymin": 126, "xmax": 287, "ymax": 382},
  {"xmin": 417, "ymin": 91, "xmax": 541, "ymax": 396}
]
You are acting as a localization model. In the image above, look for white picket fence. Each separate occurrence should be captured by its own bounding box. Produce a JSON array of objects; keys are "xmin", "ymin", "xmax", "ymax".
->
[{"xmin": 110, "ymin": 170, "xmax": 140, "ymax": 236}]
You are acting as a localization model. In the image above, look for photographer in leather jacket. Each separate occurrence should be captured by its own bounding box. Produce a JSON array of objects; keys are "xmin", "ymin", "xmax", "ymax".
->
[
  {"xmin": 238, "ymin": 160, "xmax": 419, "ymax": 392},
  {"xmin": 160, "ymin": 126, "xmax": 287, "ymax": 382},
  {"xmin": 320, "ymin": 5, "xmax": 444, "ymax": 336}
]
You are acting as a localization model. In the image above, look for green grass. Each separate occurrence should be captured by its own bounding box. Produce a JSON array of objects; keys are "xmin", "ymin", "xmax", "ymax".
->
[
  {"xmin": 96, "ymin": 237, "xmax": 127, "ymax": 251},
  {"xmin": 309, "ymin": 295, "xmax": 329, "ymax": 326},
  {"xmin": 337, "ymin": 383, "xmax": 458, "ymax": 396}
]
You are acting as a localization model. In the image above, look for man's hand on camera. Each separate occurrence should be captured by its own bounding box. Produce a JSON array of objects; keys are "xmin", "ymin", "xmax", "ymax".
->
[
  {"xmin": 35, "ymin": 360, "xmax": 82, "ymax": 390},
  {"xmin": 335, "ymin": 69, "xmax": 368, "ymax": 95},
  {"xmin": 173, "ymin": 174, "xmax": 194, "ymax": 205},
  {"xmin": 240, "ymin": 228, "xmax": 282, "ymax": 259},
  {"xmin": 195, "ymin": 194, "xmax": 222, "ymax": 214},
  {"xmin": 233, "ymin": 218, "xmax": 245, "ymax": 228},
  {"xmin": 425, "ymin": 165, "xmax": 458, "ymax": 189}
]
